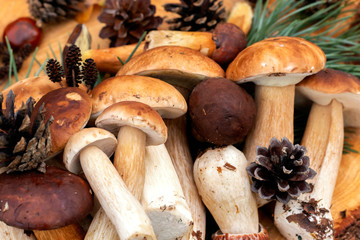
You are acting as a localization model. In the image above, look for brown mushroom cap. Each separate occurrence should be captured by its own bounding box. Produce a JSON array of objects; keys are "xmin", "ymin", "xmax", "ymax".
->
[
  {"xmin": 116, "ymin": 46, "xmax": 225, "ymax": 89},
  {"xmin": 0, "ymin": 166, "xmax": 93, "ymax": 230},
  {"xmin": 212, "ymin": 224, "xmax": 269, "ymax": 240},
  {"xmin": 296, "ymin": 68, "xmax": 360, "ymax": 127},
  {"xmin": 189, "ymin": 78, "xmax": 256, "ymax": 146},
  {"xmin": 63, "ymin": 127, "xmax": 117, "ymax": 174},
  {"xmin": 30, "ymin": 87, "xmax": 92, "ymax": 154},
  {"xmin": 90, "ymin": 75, "xmax": 187, "ymax": 121},
  {"xmin": 226, "ymin": 36, "xmax": 326, "ymax": 86},
  {"xmin": 95, "ymin": 101, "xmax": 167, "ymax": 146},
  {"xmin": 1, "ymin": 76, "xmax": 63, "ymax": 112}
]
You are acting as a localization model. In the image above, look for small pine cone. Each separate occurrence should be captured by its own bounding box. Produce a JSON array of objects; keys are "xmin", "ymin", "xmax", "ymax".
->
[
  {"xmin": 65, "ymin": 44, "xmax": 82, "ymax": 87},
  {"xmin": 82, "ymin": 58, "xmax": 97, "ymax": 91},
  {"xmin": 46, "ymin": 58, "xmax": 64, "ymax": 85},
  {"xmin": 17, "ymin": 43, "xmax": 34, "ymax": 59},
  {"xmin": 14, "ymin": 56, "xmax": 24, "ymax": 71},
  {"xmin": 164, "ymin": 0, "xmax": 226, "ymax": 32},
  {"xmin": 27, "ymin": 0, "xmax": 85, "ymax": 24},
  {"xmin": 247, "ymin": 137, "xmax": 316, "ymax": 204},
  {"xmin": 2, "ymin": 50, "xmax": 10, "ymax": 65},
  {"xmin": 98, "ymin": 0, "xmax": 163, "ymax": 47},
  {"xmin": 0, "ymin": 91, "xmax": 53, "ymax": 173},
  {"xmin": 0, "ymin": 42, "xmax": 7, "ymax": 56}
]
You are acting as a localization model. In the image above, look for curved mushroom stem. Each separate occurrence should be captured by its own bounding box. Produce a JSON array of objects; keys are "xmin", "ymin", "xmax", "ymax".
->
[
  {"xmin": 114, "ymin": 125, "xmax": 146, "ymax": 200},
  {"xmin": 142, "ymin": 144, "xmax": 194, "ymax": 239},
  {"xmin": 80, "ymin": 145, "xmax": 156, "ymax": 240},
  {"xmin": 243, "ymin": 85, "xmax": 295, "ymax": 206},
  {"xmin": 165, "ymin": 117, "xmax": 206, "ymax": 240},
  {"xmin": 194, "ymin": 146, "xmax": 268, "ymax": 239},
  {"xmin": 274, "ymin": 100, "xmax": 344, "ymax": 240},
  {"xmin": 0, "ymin": 221, "xmax": 36, "ymax": 240}
]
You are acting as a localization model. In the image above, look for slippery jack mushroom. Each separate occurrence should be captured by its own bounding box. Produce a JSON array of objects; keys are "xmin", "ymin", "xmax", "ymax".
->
[
  {"xmin": 189, "ymin": 77, "xmax": 256, "ymax": 146},
  {"xmin": 193, "ymin": 145, "xmax": 269, "ymax": 239},
  {"xmin": 116, "ymin": 45, "xmax": 225, "ymax": 238},
  {"xmin": 63, "ymin": 127, "xmax": 156, "ymax": 240},
  {"xmin": 226, "ymin": 36, "xmax": 326, "ymax": 206},
  {"xmin": 274, "ymin": 69, "xmax": 360, "ymax": 239}
]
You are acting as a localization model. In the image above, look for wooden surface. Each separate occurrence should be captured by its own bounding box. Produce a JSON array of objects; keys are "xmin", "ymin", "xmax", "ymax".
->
[{"xmin": 0, "ymin": 0, "xmax": 359, "ymax": 239}]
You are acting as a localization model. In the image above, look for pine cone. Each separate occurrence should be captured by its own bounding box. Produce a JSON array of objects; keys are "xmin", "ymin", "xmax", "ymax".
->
[
  {"xmin": 64, "ymin": 45, "xmax": 82, "ymax": 87},
  {"xmin": 164, "ymin": 0, "xmax": 226, "ymax": 32},
  {"xmin": 27, "ymin": 0, "xmax": 85, "ymax": 24},
  {"xmin": 98, "ymin": 0, "xmax": 163, "ymax": 47},
  {"xmin": 46, "ymin": 59, "xmax": 64, "ymax": 85},
  {"xmin": 0, "ymin": 90, "xmax": 53, "ymax": 174},
  {"xmin": 247, "ymin": 137, "xmax": 316, "ymax": 204},
  {"xmin": 82, "ymin": 58, "xmax": 97, "ymax": 92}
]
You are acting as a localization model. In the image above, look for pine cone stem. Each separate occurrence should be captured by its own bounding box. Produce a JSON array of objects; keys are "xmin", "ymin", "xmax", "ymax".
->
[{"xmin": 274, "ymin": 100, "xmax": 344, "ymax": 240}]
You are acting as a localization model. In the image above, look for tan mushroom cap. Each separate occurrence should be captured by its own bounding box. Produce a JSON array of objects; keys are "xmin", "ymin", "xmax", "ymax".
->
[
  {"xmin": 30, "ymin": 87, "xmax": 92, "ymax": 154},
  {"xmin": 226, "ymin": 36, "xmax": 326, "ymax": 86},
  {"xmin": 1, "ymin": 76, "xmax": 63, "ymax": 112},
  {"xmin": 90, "ymin": 75, "xmax": 187, "ymax": 121},
  {"xmin": 296, "ymin": 68, "xmax": 360, "ymax": 127},
  {"xmin": 63, "ymin": 128, "xmax": 117, "ymax": 174},
  {"xmin": 116, "ymin": 46, "xmax": 225, "ymax": 89},
  {"xmin": 95, "ymin": 101, "xmax": 167, "ymax": 146}
]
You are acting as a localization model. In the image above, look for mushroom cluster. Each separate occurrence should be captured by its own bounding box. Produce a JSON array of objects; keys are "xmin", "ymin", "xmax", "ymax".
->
[{"xmin": 0, "ymin": 1, "xmax": 359, "ymax": 240}]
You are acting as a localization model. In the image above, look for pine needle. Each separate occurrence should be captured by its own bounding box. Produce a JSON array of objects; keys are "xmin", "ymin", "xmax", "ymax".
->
[
  {"xmin": 125, "ymin": 31, "xmax": 147, "ymax": 64},
  {"xmin": 35, "ymin": 58, "xmax": 49, "ymax": 77},
  {"xmin": 25, "ymin": 47, "xmax": 39, "ymax": 78},
  {"xmin": 5, "ymin": 36, "xmax": 18, "ymax": 83}
]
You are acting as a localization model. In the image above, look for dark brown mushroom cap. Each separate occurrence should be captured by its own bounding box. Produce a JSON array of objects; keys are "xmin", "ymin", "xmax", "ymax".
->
[
  {"xmin": 212, "ymin": 224, "xmax": 269, "ymax": 240},
  {"xmin": 0, "ymin": 166, "xmax": 93, "ymax": 230},
  {"xmin": 30, "ymin": 87, "xmax": 92, "ymax": 154},
  {"xmin": 189, "ymin": 78, "xmax": 256, "ymax": 146}
]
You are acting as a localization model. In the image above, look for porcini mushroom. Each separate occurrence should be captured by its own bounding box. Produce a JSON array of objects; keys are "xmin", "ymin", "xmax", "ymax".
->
[
  {"xmin": 117, "ymin": 45, "xmax": 225, "ymax": 238},
  {"xmin": 226, "ymin": 36, "xmax": 326, "ymax": 205},
  {"xmin": 0, "ymin": 166, "xmax": 93, "ymax": 230},
  {"xmin": 189, "ymin": 77, "xmax": 256, "ymax": 146},
  {"xmin": 63, "ymin": 127, "xmax": 156, "ymax": 240},
  {"xmin": 274, "ymin": 68, "xmax": 359, "ymax": 239},
  {"xmin": 0, "ymin": 221, "xmax": 36, "ymax": 240},
  {"xmin": 193, "ymin": 145, "xmax": 269, "ymax": 239},
  {"xmin": 142, "ymin": 144, "xmax": 194, "ymax": 239}
]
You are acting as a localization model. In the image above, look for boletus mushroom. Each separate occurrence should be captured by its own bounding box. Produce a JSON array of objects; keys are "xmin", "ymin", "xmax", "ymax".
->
[
  {"xmin": 189, "ymin": 77, "xmax": 256, "ymax": 146},
  {"xmin": 63, "ymin": 127, "xmax": 156, "ymax": 240},
  {"xmin": 0, "ymin": 166, "xmax": 93, "ymax": 230},
  {"xmin": 226, "ymin": 36, "xmax": 326, "ymax": 205},
  {"xmin": 274, "ymin": 69, "xmax": 360, "ymax": 239},
  {"xmin": 193, "ymin": 145, "xmax": 269, "ymax": 239}
]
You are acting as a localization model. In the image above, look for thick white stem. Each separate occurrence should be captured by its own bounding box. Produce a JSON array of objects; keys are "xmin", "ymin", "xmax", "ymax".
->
[
  {"xmin": 142, "ymin": 144, "xmax": 194, "ymax": 240},
  {"xmin": 80, "ymin": 146, "xmax": 156, "ymax": 240},
  {"xmin": 244, "ymin": 85, "xmax": 295, "ymax": 207},
  {"xmin": 194, "ymin": 146, "xmax": 259, "ymax": 234},
  {"xmin": 0, "ymin": 221, "xmax": 35, "ymax": 240},
  {"xmin": 274, "ymin": 100, "xmax": 344, "ymax": 240},
  {"xmin": 85, "ymin": 208, "xmax": 119, "ymax": 240},
  {"xmin": 165, "ymin": 117, "xmax": 206, "ymax": 240}
]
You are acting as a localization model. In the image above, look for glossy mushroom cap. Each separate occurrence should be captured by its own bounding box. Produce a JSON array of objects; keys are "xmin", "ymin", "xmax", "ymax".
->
[
  {"xmin": 189, "ymin": 77, "xmax": 256, "ymax": 145},
  {"xmin": 95, "ymin": 101, "xmax": 168, "ymax": 145},
  {"xmin": 296, "ymin": 68, "xmax": 360, "ymax": 127},
  {"xmin": 1, "ymin": 76, "xmax": 63, "ymax": 112},
  {"xmin": 63, "ymin": 127, "xmax": 117, "ymax": 174},
  {"xmin": 226, "ymin": 36, "xmax": 326, "ymax": 86},
  {"xmin": 0, "ymin": 166, "xmax": 93, "ymax": 230},
  {"xmin": 90, "ymin": 75, "xmax": 187, "ymax": 121},
  {"xmin": 30, "ymin": 87, "xmax": 92, "ymax": 154},
  {"xmin": 116, "ymin": 46, "xmax": 225, "ymax": 89}
]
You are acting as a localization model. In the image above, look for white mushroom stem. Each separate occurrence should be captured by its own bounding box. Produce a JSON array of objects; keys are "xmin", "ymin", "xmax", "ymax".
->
[
  {"xmin": 165, "ymin": 117, "xmax": 206, "ymax": 240},
  {"xmin": 142, "ymin": 144, "xmax": 194, "ymax": 240},
  {"xmin": 0, "ymin": 221, "xmax": 36, "ymax": 240},
  {"xmin": 80, "ymin": 145, "xmax": 156, "ymax": 240},
  {"xmin": 274, "ymin": 99, "xmax": 344, "ymax": 240},
  {"xmin": 85, "ymin": 208, "xmax": 119, "ymax": 240},
  {"xmin": 115, "ymin": 125, "xmax": 146, "ymax": 200},
  {"xmin": 193, "ymin": 146, "xmax": 259, "ymax": 235},
  {"xmin": 145, "ymin": 31, "xmax": 216, "ymax": 56},
  {"xmin": 243, "ymin": 85, "xmax": 295, "ymax": 206}
]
